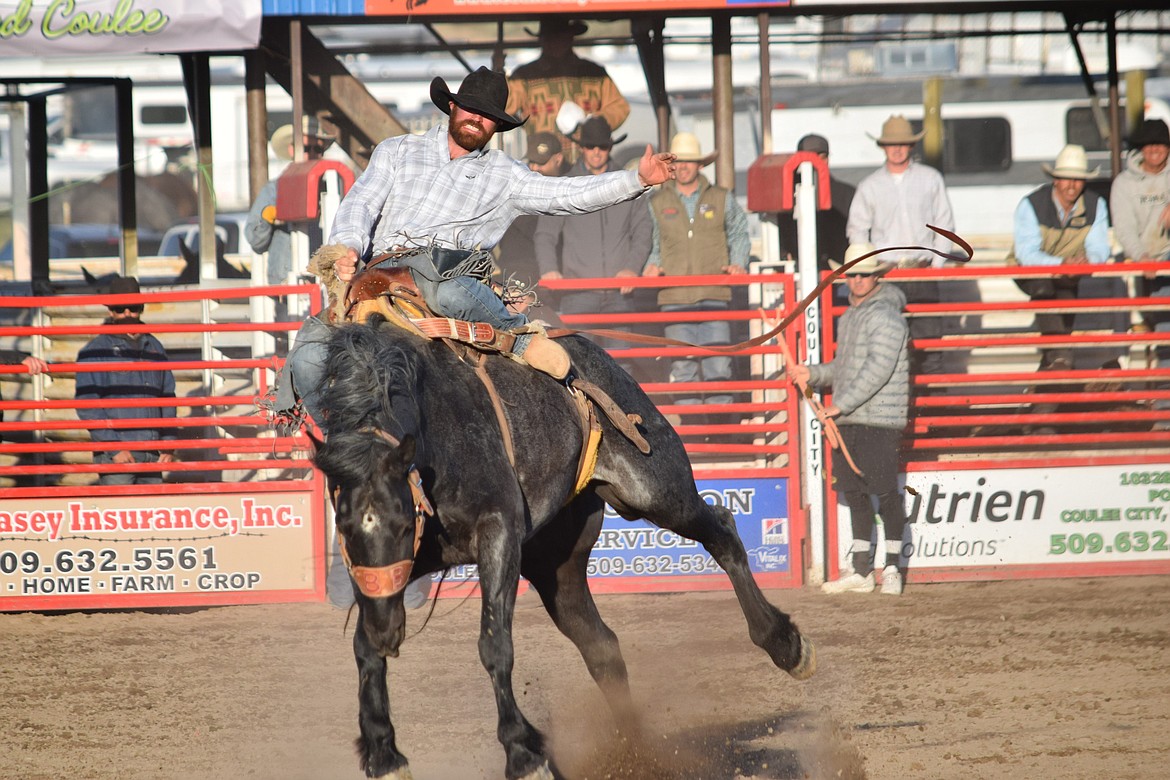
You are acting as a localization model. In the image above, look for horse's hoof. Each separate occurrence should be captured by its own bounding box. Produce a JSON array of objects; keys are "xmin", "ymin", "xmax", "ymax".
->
[
  {"xmin": 787, "ymin": 635, "xmax": 816, "ymax": 680},
  {"xmin": 372, "ymin": 766, "xmax": 413, "ymax": 780},
  {"xmin": 519, "ymin": 762, "xmax": 555, "ymax": 780}
]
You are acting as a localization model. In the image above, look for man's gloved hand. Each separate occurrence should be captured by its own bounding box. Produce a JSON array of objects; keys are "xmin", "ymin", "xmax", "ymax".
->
[
  {"xmin": 261, "ymin": 205, "xmax": 278, "ymax": 224},
  {"xmin": 308, "ymin": 244, "xmax": 357, "ymax": 322}
]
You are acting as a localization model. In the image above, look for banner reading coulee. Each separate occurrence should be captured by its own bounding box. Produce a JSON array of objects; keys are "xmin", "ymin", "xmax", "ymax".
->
[
  {"xmin": 834, "ymin": 462, "xmax": 1170, "ymax": 572},
  {"xmin": 0, "ymin": 0, "xmax": 261, "ymax": 56},
  {"xmin": 0, "ymin": 490, "xmax": 322, "ymax": 610}
]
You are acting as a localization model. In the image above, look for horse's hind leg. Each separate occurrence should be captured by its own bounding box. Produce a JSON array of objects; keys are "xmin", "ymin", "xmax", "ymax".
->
[
  {"xmin": 521, "ymin": 493, "xmax": 636, "ymax": 729},
  {"xmin": 604, "ymin": 486, "xmax": 814, "ymax": 680}
]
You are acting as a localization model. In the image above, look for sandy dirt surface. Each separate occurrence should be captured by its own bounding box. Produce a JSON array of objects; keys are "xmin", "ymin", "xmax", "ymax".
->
[{"xmin": 2, "ymin": 575, "xmax": 1168, "ymax": 780}]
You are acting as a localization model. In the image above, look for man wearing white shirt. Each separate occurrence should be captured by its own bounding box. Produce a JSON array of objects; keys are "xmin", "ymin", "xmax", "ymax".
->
[{"xmin": 847, "ymin": 115, "xmax": 955, "ymax": 376}]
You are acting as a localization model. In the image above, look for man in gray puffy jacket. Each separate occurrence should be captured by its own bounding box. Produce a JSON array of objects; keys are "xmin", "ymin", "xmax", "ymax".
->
[{"xmin": 789, "ymin": 243, "xmax": 910, "ymax": 595}]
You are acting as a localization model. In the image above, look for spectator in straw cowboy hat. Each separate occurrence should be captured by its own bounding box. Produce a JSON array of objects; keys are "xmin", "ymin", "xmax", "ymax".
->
[
  {"xmin": 788, "ymin": 243, "xmax": 910, "ymax": 595},
  {"xmin": 506, "ymin": 18, "xmax": 630, "ymax": 166},
  {"xmin": 245, "ymin": 115, "xmax": 337, "ymax": 286},
  {"xmin": 644, "ymin": 132, "xmax": 748, "ymax": 407},
  {"xmin": 848, "ymin": 114, "xmax": 954, "ymax": 376},
  {"xmin": 1007, "ymin": 143, "xmax": 1114, "ymax": 372}
]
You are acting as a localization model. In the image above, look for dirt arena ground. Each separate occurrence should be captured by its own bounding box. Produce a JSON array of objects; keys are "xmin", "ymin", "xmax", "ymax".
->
[{"xmin": 3, "ymin": 575, "xmax": 1168, "ymax": 780}]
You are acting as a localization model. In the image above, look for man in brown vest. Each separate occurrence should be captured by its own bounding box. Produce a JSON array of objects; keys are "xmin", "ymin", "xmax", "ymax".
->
[
  {"xmin": 1007, "ymin": 144, "xmax": 1113, "ymax": 371},
  {"xmin": 644, "ymin": 133, "xmax": 748, "ymax": 408}
]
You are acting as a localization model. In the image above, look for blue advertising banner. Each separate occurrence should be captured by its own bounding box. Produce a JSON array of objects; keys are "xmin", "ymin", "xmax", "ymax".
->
[{"xmin": 429, "ymin": 477, "xmax": 794, "ymax": 597}]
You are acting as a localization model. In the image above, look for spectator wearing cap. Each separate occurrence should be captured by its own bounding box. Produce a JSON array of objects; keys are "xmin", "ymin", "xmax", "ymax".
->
[
  {"xmin": 75, "ymin": 276, "xmax": 177, "ymax": 485},
  {"xmin": 533, "ymin": 115, "xmax": 653, "ymax": 377},
  {"xmin": 643, "ymin": 132, "xmax": 748, "ymax": 407},
  {"xmin": 1007, "ymin": 144, "xmax": 1114, "ymax": 373},
  {"xmin": 495, "ymin": 131, "xmax": 567, "ymax": 293},
  {"xmin": 1111, "ymin": 119, "xmax": 1170, "ymax": 429},
  {"xmin": 245, "ymin": 115, "xmax": 337, "ymax": 287},
  {"xmin": 506, "ymin": 18, "xmax": 630, "ymax": 165},
  {"xmin": 788, "ymin": 243, "xmax": 909, "ymax": 596},
  {"xmin": 777, "ymin": 133, "xmax": 855, "ymax": 273},
  {"xmin": 848, "ymin": 115, "xmax": 954, "ymax": 378}
]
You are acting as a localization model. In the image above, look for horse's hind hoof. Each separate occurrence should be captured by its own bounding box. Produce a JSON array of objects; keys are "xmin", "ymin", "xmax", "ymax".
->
[
  {"xmin": 519, "ymin": 762, "xmax": 555, "ymax": 780},
  {"xmin": 787, "ymin": 636, "xmax": 816, "ymax": 680},
  {"xmin": 372, "ymin": 767, "xmax": 414, "ymax": 780}
]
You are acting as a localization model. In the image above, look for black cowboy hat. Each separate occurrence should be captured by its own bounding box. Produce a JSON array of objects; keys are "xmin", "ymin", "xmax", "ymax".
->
[
  {"xmin": 108, "ymin": 275, "xmax": 141, "ymax": 296},
  {"xmin": 570, "ymin": 115, "xmax": 626, "ymax": 148},
  {"xmin": 523, "ymin": 19, "xmax": 588, "ymax": 38},
  {"xmin": 430, "ymin": 67, "xmax": 524, "ymax": 132}
]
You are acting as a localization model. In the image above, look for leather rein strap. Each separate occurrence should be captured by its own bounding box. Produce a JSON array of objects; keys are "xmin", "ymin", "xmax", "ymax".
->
[{"xmin": 337, "ymin": 427, "xmax": 434, "ymax": 599}]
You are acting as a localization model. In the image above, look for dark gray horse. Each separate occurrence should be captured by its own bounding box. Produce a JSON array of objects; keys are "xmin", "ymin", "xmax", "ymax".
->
[{"xmin": 311, "ymin": 319, "xmax": 814, "ymax": 780}]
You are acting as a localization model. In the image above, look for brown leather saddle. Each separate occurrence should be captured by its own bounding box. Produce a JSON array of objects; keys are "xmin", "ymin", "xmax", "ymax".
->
[{"xmin": 342, "ymin": 265, "xmax": 649, "ymax": 494}]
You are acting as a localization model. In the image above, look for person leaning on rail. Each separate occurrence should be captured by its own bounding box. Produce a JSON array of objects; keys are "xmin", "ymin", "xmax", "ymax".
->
[
  {"xmin": 0, "ymin": 349, "xmax": 48, "ymax": 443},
  {"xmin": 75, "ymin": 276, "xmax": 178, "ymax": 486},
  {"xmin": 643, "ymin": 132, "xmax": 748, "ymax": 411},
  {"xmin": 1110, "ymin": 119, "xmax": 1170, "ymax": 430},
  {"xmin": 1007, "ymin": 144, "xmax": 1115, "ymax": 374}
]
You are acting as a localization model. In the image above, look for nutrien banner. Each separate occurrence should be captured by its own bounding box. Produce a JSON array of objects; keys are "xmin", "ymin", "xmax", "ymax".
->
[{"xmin": 831, "ymin": 462, "xmax": 1170, "ymax": 578}]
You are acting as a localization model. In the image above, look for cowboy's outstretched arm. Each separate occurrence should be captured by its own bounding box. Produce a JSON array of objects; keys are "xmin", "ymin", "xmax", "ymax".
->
[{"xmin": 637, "ymin": 145, "xmax": 676, "ymax": 187}]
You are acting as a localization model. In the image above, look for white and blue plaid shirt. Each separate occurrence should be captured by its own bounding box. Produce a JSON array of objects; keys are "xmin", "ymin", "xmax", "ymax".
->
[{"xmin": 330, "ymin": 123, "xmax": 647, "ymax": 257}]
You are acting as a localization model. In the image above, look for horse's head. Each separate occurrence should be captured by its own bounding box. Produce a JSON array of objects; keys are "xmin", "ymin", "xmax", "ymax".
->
[{"xmin": 316, "ymin": 430, "xmax": 431, "ymax": 657}]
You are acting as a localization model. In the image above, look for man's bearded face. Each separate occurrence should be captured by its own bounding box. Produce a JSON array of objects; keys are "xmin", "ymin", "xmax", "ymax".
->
[{"xmin": 449, "ymin": 105, "xmax": 497, "ymax": 151}]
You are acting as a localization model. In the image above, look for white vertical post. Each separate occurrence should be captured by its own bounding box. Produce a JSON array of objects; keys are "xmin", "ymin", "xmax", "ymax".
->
[{"xmin": 794, "ymin": 160, "xmax": 827, "ymax": 584}]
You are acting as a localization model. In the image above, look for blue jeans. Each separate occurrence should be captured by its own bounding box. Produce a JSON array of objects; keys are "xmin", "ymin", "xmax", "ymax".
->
[
  {"xmin": 663, "ymin": 301, "xmax": 733, "ymax": 405},
  {"xmin": 432, "ymin": 276, "xmax": 528, "ymax": 332},
  {"xmin": 278, "ymin": 315, "xmax": 333, "ymax": 425},
  {"xmin": 95, "ymin": 449, "xmax": 163, "ymax": 485}
]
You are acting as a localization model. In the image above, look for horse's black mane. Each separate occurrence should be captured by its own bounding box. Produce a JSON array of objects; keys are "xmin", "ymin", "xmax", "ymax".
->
[{"xmin": 313, "ymin": 320, "xmax": 422, "ymax": 485}]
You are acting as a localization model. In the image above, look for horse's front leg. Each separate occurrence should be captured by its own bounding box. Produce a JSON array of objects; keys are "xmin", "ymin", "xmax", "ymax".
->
[
  {"xmin": 353, "ymin": 605, "xmax": 412, "ymax": 779},
  {"xmin": 477, "ymin": 516, "xmax": 557, "ymax": 780}
]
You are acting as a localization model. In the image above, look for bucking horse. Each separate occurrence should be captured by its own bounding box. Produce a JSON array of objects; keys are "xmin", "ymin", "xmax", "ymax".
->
[{"xmin": 311, "ymin": 308, "xmax": 815, "ymax": 780}]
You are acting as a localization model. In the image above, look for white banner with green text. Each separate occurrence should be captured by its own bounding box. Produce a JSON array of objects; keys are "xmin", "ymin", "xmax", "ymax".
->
[{"xmin": 0, "ymin": 0, "xmax": 261, "ymax": 56}]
